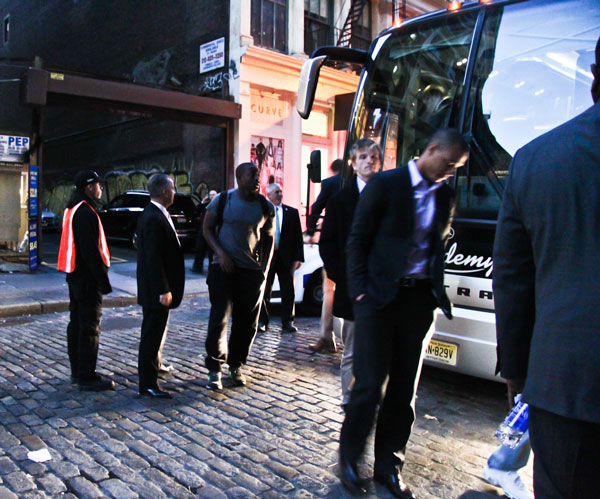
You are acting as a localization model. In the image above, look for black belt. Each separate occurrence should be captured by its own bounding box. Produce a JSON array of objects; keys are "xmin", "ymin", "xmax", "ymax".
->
[{"xmin": 399, "ymin": 276, "xmax": 430, "ymax": 288}]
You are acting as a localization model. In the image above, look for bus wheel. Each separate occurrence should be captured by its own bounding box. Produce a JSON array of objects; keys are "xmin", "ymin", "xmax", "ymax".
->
[{"xmin": 303, "ymin": 270, "xmax": 323, "ymax": 313}]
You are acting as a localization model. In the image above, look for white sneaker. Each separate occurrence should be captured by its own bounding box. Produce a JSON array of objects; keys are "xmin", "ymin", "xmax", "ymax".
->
[{"xmin": 483, "ymin": 466, "xmax": 533, "ymax": 499}]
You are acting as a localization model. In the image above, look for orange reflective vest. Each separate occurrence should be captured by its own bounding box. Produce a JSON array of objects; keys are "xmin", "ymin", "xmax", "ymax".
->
[{"xmin": 57, "ymin": 200, "xmax": 111, "ymax": 273}]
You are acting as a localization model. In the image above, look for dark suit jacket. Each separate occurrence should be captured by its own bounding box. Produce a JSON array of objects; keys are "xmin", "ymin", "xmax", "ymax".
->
[
  {"xmin": 319, "ymin": 180, "xmax": 359, "ymax": 320},
  {"xmin": 275, "ymin": 204, "xmax": 304, "ymax": 268},
  {"xmin": 346, "ymin": 166, "xmax": 454, "ymax": 318},
  {"xmin": 137, "ymin": 203, "xmax": 185, "ymax": 310},
  {"xmin": 307, "ymin": 174, "xmax": 341, "ymax": 234},
  {"xmin": 493, "ymin": 101, "xmax": 600, "ymax": 424}
]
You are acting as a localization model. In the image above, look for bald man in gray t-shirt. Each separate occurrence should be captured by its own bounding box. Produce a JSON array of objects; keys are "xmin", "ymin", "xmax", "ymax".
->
[{"xmin": 202, "ymin": 163, "xmax": 274, "ymax": 391}]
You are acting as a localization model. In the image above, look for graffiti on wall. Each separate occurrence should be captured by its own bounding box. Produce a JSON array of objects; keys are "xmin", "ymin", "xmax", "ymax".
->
[
  {"xmin": 198, "ymin": 59, "xmax": 239, "ymax": 94},
  {"xmin": 43, "ymin": 159, "xmax": 219, "ymax": 220}
]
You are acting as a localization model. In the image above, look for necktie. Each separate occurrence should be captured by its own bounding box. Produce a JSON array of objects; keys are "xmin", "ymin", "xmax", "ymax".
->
[{"xmin": 275, "ymin": 207, "xmax": 281, "ymax": 249}]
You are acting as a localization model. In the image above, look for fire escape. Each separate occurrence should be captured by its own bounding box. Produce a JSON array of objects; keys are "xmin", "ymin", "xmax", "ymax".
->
[{"xmin": 336, "ymin": 0, "xmax": 368, "ymax": 48}]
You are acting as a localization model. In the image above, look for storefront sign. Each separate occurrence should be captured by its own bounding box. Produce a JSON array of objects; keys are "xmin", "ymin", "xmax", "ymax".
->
[
  {"xmin": 250, "ymin": 95, "xmax": 287, "ymax": 126},
  {"xmin": 0, "ymin": 135, "xmax": 30, "ymax": 163},
  {"xmin": 200, "ymin": 37, "xmax": 225, "ymax": 74}
]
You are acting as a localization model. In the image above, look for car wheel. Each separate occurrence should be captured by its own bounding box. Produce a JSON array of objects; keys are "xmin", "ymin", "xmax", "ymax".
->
[
  {"xmin": 303, "ymin": 270, "xmax": 323, "ymax": 312},
  {"xmin": 130, "ymin": 230, "xmax": 138, "ymax": 249}
]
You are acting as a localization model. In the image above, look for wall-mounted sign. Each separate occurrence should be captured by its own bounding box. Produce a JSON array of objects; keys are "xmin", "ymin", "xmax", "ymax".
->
[
  {"xmin": 250, "ymin": 95, "xmax": 287, "ymax": 126},
  {"xmin": 0, "ymin": 135, "xmax": 30, "ymax": 163},
  {"xmin": 29, "ymin": 165, "xmax": 39, "ymax": 271},
  {"xmin": 200, "ymin": 37, "xmax": 225, "ymax": 74},
  {"xmin": 29, "ymin": 165, "xmax": 39, "ymax": 218},
  {"xmin": 29, "ymin": 220, "xmax": 38, "ymax": 271}
]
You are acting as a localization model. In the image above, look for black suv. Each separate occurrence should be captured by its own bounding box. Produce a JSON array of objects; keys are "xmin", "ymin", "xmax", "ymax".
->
[{"xmin": 98, "ymin": 190, "xmax": 200, "ymax": 248}]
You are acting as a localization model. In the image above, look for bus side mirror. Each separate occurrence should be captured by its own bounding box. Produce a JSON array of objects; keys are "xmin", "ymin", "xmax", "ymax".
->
[
  {"xmin": 297, "ymin": 56, "xmax": 327, "ymax": 119},
  {"xmin": 308, "ymin": 150, "xmax": 321, "ymax": 183}
]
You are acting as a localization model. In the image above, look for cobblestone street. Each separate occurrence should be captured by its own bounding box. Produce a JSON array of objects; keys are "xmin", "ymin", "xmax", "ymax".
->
[{"xmin": 0, "ymin": 296, "xmax": 532, "ymax": 498}]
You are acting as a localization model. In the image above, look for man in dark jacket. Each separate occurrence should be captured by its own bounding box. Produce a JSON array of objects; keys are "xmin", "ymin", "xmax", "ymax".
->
[
  {"xmin": 307, "ymin": 159, "xmax": 343, "ymax": 354},
  {"xmin": 319, "ymin": 139, "xmax": 380, "ymax": 408},
  {"xmin": 493, "ymin": 37, "xmax": 600, "ymax": 498},
  {"xmin": 58, "ymin": 170, "xmax": 114, "ymax": 391},
  {"xmin": 339, "ymin": 129, "xmax": 468, "ymax": 497},
  {"xmin": 136, "ymin": 174, "xmax": 185, "ymax": 398}
]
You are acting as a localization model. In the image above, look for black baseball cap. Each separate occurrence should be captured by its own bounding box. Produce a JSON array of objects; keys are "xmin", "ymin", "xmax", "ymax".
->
[{"xmin": 74, "ymin": 170, "xmax": 100, "ymax": 190}]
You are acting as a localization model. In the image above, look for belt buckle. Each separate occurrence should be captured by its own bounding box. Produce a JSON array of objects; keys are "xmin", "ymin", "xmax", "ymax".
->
[{"xmin": 401, "ymin": 277, "xmax": 416, "ymax": 288}]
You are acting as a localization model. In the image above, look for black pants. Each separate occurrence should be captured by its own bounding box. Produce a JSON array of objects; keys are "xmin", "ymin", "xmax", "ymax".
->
[
  {"xmin": 529, "ymin": 406, "xmax": 600, "ymax": 498},
  {"xmin": 138, "ymin": 306, "xmax": 169, "ymax": 390},
  {"xmin": 205, "ymin": 264, "xmax": 265, "ymax": 372},
  {"xmin": 260, "ymin": 251, "xmax": 295, "ymax": 326},
  {"xmin": 339, "ymin": 282, "xmax": 436, "ymax": 474},
  {"xmin": 192, "ymin": 229, "xmax": 213, "ymax": 271},
  {"xmin": 66, "ymin": 280, "xmax": 102, "ymax": 381}
]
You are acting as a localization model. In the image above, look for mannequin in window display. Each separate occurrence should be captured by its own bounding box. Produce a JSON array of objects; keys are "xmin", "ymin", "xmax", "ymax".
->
[{"xmin": 275, "ymin": 162, "xmax": 284, "ymax": 186}]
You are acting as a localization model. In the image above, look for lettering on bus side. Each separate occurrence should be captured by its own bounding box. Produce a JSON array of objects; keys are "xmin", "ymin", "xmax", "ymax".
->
[
  {"xmin": 444, "ymin": 284, "xmax": 494, "ymax": 302},
  {"xmin": 445, "ymin": 242, "xmax": 494, "ymax": 278}
]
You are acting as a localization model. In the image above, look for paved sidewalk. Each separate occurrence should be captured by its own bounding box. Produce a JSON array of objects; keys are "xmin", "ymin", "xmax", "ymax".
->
[
  {"xmin": 0, "ymin": 258, "xmax": 208, "ymax": 318},
  {"xmin": 0, "ymin": 294, "xmax": 533, "ymax": 498}
]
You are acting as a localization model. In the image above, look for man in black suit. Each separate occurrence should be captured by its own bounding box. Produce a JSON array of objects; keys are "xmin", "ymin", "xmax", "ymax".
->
[
  {"xmin": 136, "ymin": 174, "xmax": 185, "ymax": 399},
  {"xmin": 307, "ymin": 159, "xmax": 343, "ymax": 354},
  {"xmin": 493, "ymin": 37, "xmax": 600, "ymax": 498},
  {"xmin": 259, "ymin": 183, "xmax": 304, "ymax": 333},
  {"xmin": 339, "ymin": 129, "xmax": 469, "ymax": 497},
  {"xmin": 319, "ymin": 139, "xmax": 380, "ymax": 409},
  {"xmin": 306, "ymin": 158, "xmax": 343, "ymax": 236}
]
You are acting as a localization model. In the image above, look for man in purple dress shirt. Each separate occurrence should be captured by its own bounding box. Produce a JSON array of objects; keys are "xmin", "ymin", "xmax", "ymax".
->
[{"xmin": 338, "ymin": 129, "xmax": 469, "ymax": 498}]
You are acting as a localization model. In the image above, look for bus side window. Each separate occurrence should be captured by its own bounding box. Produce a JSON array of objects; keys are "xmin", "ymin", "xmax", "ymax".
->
[{"xmin": 459, "ymin": 0, "xmax": 596, "ymax": 220}]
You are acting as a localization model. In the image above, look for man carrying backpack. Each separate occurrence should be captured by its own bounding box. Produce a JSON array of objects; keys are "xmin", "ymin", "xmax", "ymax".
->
[{"xmin": 202, "ymin": 163, "xmax": 275, "ymax": 390}]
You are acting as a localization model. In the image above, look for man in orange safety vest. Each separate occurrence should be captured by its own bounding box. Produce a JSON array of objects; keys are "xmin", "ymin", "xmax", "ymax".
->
[{"xmin": 58, "ymin": 170, "xmax": 114, "ymax": 391}]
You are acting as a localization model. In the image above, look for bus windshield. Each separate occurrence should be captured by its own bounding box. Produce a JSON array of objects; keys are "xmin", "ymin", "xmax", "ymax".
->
[
  {"xmin": 348, "ymin": 0, "xmax": 597, "ymax": 221},
  {"xmin": 348, "ymin": 10, "xmax": 478, "ymax": 170}
]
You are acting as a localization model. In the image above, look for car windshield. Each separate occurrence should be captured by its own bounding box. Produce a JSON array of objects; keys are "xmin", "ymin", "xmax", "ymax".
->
[{"xmin": 169, "ymin": 195, "xmax": 195, "ymax": 216}]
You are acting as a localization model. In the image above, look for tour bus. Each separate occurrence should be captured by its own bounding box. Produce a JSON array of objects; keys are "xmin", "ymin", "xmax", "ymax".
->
[{"xmin": 297, "ymin": 0, "xmax": 599, "ymax": 381}]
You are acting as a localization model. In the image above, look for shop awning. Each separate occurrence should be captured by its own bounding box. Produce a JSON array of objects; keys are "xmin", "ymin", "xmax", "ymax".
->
[{"xmin": 20, "ymin": 68, "xmax": 241, "ymax": 126}]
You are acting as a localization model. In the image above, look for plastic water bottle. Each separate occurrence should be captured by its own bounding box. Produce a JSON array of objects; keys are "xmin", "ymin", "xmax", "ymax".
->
[{"xmin": 494, "ymin": 394, "xmax": 529, "ymax": 448}]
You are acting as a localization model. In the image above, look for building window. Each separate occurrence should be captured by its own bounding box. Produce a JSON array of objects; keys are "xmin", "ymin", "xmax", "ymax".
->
[
  {"xmin": 3, "ymin": 15, "xmax": 9, "ymax": 45},
  {"xmin": 350, "ymin": 1, "xmax": 371, "ymax": 51},
  {"xmin": 304, "ymin": 0, "xmax": 334, "ymax": 56},
  {"xmin": 251, "ymin": 0, "xmax": 287, "ymax": 53}
]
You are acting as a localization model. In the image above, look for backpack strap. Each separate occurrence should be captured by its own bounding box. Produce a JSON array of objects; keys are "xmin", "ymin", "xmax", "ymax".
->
[
  {"xmin": 257, "ymin": 194, "xmax": 271, "ymax": 219},
  {"xmin": 216, "ymin": 190, "xmax": 229, "ymax": 231}
]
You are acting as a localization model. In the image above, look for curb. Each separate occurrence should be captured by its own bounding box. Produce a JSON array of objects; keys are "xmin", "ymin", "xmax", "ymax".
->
[{"xmin": 0, "ymin": 292, "xmax": 208, "ymax": 319}]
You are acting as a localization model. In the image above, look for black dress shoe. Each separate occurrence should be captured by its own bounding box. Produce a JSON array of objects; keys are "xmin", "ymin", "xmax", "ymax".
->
[
  {"xmin": 374, "ymin": 471, "xmax": 415, "ymax": 499},
  {"xmin": 78, "ymin": 374, "xmax": 115, "ymax": 392},
  {"xmin": 282, "ymin": 323, "xmax": 298, "ymax": 333},
  {"xmin": 339, "ymin": 459, "xmax": 367, "ymax": 495},
  {"xmin": 257, "ymin": 322, "xmax": 268, "ymax": 333},
  {"xmin": 139, "ymin": 387, "xmax": 172, "ymax": 399}
]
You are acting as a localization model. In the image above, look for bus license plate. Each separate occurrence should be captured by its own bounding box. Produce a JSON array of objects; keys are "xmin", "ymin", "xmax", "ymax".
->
[{"xmin": 425, "ymin": 339, "xmax": 458, "ymax": 366}]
